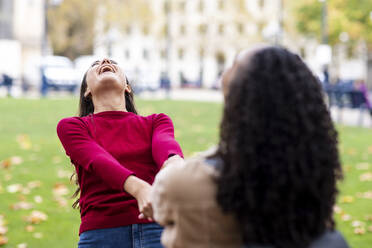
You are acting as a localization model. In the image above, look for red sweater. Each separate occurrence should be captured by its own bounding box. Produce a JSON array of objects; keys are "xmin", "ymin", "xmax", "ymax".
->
[{"xmin": 56, "ymin": 111, "xmax": 183, "ymax": 235}]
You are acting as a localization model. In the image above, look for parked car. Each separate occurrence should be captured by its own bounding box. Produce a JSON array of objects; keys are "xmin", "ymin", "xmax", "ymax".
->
[{"xmin": 40, "ymin": 56, "xmax": 79, "ymax": 96}]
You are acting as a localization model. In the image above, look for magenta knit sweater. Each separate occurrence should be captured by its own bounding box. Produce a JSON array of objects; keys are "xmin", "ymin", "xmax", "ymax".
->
[{"xmin": 57, "ymin": 111, "xmax": 183, "ymax": 235}]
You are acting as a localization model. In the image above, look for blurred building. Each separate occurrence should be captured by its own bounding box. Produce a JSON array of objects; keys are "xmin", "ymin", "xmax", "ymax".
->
[
  {"xmin": 94, "ymin": 0, "xmax": 288, "ymax": 88},
  {"xmin": 0, "ymin": 0, "xmax": 45, "ymax": 83}
]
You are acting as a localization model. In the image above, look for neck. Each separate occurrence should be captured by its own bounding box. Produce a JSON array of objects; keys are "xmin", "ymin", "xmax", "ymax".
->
[{"xmin": 92, "ymin": 91, "xmax": 127, "ymax": 114}]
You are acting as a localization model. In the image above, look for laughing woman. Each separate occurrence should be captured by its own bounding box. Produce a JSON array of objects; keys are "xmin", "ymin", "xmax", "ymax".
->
[{"xmin": 57, "ymin": 58, "xmax": 183, "ymax": 248}]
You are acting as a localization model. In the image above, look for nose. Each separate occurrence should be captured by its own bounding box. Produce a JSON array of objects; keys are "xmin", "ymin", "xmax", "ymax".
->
[{"xmin": 101, "ymin": 58, "xmax": 111, "ymax": 65}]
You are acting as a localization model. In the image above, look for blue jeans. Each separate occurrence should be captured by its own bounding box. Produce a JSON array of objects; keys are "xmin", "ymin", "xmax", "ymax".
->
[{"xmin": 78, "ymin": 223, "xmax": 164, "ymax": 248}]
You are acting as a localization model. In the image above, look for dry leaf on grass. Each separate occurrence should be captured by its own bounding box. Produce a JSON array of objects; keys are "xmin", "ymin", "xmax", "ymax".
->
[
  {"xmin": 53, "ymin": 183, "xmax": 69, "ymax": 196},
  {"xmin": 0, "ymin": 236, "xmax": 8, "ymax": 245},
  {"xmin": 10, "ymin": 201, "xmax": 33, "ymax": 210},
  {"xmin": 356, "ymin": 191, "xmax": 372, "ymax": 200},
  {"xmin": 33, "ymin": 232, "xmax": 43, "ymax": 239},
  {"xmin": 360, "ymin": 172, "xmax": 372, "ymax": 182},
  {"xmin": 354, "ymin": 227, "xmax": 366, "ymax": 235},
  {"xmin": 16, "ymin": 134, "xmax": 32, "ymax": 150},
  {"xmin": 341, "ymin": 213, "xmax": 352, "ymax": 221},
  {"xmin": 27, "ymin": 181, "xmax": 42, "ymax": 189},
  {"xmin": 34, "ymin": 195, "xmax": 43, "ymax": 203},
  {"xmin": 17, "ymin": 243, "xmax": 27, "ymax": 248},
  {"xmin": 25, "ymin": 211, "xmax": 48, "ymax": 224},
  {"xmin": 356, "ymin": 163, "xmax": 370, "ymax": 170},
  {"xmin": 25, "ymin": 225, "xmax": 34, "ymax": 232},
  {"xmin": 6, "ymin": 184, "xmax": 23, "ymax": 193},
  {"xmin": 0, "ymin": 226, "xmax": 7, "ymax": 236},
  {"xmin": 340, "ymin": 196, "xmax": 354, "ymax": 203}
]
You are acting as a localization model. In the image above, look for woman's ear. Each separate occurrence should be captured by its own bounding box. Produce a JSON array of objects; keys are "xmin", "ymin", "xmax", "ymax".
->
[
  {"xmin": 125, "ymin": 83, "xmax": 132, "ymax": 93},
  {"xmin": 84, "ymin": 88, "xmax": 91, "ymax": 98}
]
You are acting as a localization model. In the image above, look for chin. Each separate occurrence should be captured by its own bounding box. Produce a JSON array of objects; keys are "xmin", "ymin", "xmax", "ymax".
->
[{"xmin": 98, "ymin": 73, "xmax": 124, "ymax": 89}]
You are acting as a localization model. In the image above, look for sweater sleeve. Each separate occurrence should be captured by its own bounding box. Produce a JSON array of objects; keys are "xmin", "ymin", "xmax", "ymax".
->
[
  {"xmin": 56, "ymin": 117, "xmax": 134, "ymax": 192},
  {"xmin": 151, "ymin": 114, "xmax": 183, "ymax": 169}
]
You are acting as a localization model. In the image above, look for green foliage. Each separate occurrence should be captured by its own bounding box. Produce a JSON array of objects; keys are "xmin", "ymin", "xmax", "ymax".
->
[
  {"xmin": 47, "ymin": 0, "xmax": 153, "ymax": 59},
  {"xmin": 292, "ymin": 0, "xmax": 372, "ymax": 47},
  {"xmin": 47, "ymin": 0, "xmax": 99, "ymax": 59}
]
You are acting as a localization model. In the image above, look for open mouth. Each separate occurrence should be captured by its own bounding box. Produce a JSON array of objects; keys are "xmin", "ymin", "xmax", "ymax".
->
[{"xmin": 99, "ymin": 65, "xmax": 115, "ymax": 74}]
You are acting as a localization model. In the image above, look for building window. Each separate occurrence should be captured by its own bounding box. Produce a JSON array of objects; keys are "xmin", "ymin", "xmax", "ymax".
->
[
  {"xmin": 218, "ymin": 24, "xmax": 225, "ymax": 35},
  {"xmin": 199, "ymin": 24, "xmax": 207, "ymax": 35},
  {"xmin": 163, "ymin": 24, "xmax": 169, "ymax": 36},
  {"xmin": 160, "ymin": 49, "xmax": 167, "ymax": 59},
  {"xmin": 163, "ymin": 1, "xmax": 170, "ymax": 13},
  {"xmin": 178, "ymin": 48, "xmax": 184, "ymax": 60},
  {"xmin": 237, "ymin": 23, "xmax": 244, "ymax": 34},
  {"xmin": 180, "ymin": 25, "xmax": 186, "ymax": 35},
  {"xmin": 199, "ymin": 48, "xmax": 205, "ymax": 59},
  {"xmin": 259, "ymin": 0, "xmax": 265, "ymax": 9},
  {"xmin": 218, "ymin": 0, "xmax": 224, "ymax": 10},
  {"xmin": 143, "ymin": 49, "xmax": 149, "ymax": 59},
  {"xmin": 125, "ymin": 50, "xmax": 131, "ymax": 59},
  {"xmin": 142, "ymin": 25, "xmax": 149, "ymax": 35},
  {"xmin": 179, "ymin": 1, "xmax": 186, "ymax": 12},
  {"xmin": 0, "ymin": 0, "xmax": 13, "ymax": 39},
  {"xmin": 198, "ymin": 0, "xmax": 204, "ymax": 12},
  {"xmin": 126, "ymin": 25, "xmax": 132, "ymax": 35}
]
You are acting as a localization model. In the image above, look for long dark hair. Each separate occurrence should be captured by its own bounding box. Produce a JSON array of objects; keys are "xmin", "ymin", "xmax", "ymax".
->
[
  {"xmin": 215, "ymin": 47, "xmax": 343, "ymax": 248},
  {"xmin": 71, "ymin": 71, "xmax": 138, "ymax": 209}
]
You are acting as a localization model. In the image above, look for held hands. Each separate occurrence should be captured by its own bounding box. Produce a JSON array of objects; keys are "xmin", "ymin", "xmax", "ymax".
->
[
  {"xmin": 123, "ymin": 175, "xmax": 154, "ymax": 221},
  {"xmin": 123, "ymin": 155, "xmax": 185, "ymax": 221}
]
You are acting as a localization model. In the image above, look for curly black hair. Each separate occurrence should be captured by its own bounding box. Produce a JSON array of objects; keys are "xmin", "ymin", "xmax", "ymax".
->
[{"xmin": 215, "ymin": 47, "xmax": 343, "ymax": 248}]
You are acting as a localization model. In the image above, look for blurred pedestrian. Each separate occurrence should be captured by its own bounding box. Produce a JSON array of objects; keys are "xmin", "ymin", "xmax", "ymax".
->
[
  {"xmin": 57, "ymin": 58, "xmax": 183, "ymax": 248},
  {"xmin": 150, "ymin": 46, "xmax": 349, "ymax": 248},
  {"xmin": 1, "ymin": 73, "xmax": 13, "ymax": 97},
  {"xmin": 160, "ymin": 72, "xmax": 171, "ymax": 99}
]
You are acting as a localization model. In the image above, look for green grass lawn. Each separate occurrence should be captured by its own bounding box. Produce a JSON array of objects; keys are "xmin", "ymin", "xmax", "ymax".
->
[{"xmin": 0, "ymin": 98, "xmax": 371, "ymax": 247}]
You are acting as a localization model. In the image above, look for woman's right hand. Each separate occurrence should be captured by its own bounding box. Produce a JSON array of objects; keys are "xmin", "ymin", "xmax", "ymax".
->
[{"xmin": 123, "ymin": 175, "xmax": 154, "ymax": 221}]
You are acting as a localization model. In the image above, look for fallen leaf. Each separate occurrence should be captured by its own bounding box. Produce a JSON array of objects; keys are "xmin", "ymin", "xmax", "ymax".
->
[
  {"xmin": 52, "ymin": 156, "xmax": 62, "ymax": 164},
  {"xmin": 365, "ymin": 215, "xmax": 372, "ymax": 221},
  {"xmin": 10, "ymin": 201, "xmax": 33, "ymax": 210},
  {"xmin": 0, "ymin": 226, "xmax": 7, "ymax": 235},
  {"xmin": 0, "ymin": 235, "xmax": 8, "ymax": 245},
  {"xmin": 53, "ymin": 183, "xmax": 69, "ymax": 196},
  {"xmin": 333, "ymin": 205, "xmax": 342, "ymax": 214},
  {"xmin": 16, "ymin": 134, "xmax": 32, "ymax": 150},
  {"xmin": 354, "ymin": 227, "xmax": 366, "ymax": 235},
  {"xmin": 34, "ymin": 195, "xmax": 43, "ymax": 204},
  {"xmin": 25, "ymin": 225, "xmax": 34, "ymax": 232},
  {"xmin": 341, "ymin": 213, "xmax": 352, "ymax": 221},
  {"xmin": 17, "ymin": 243, "xmax": 27, "ymax": 248},
  {"xmin": 360, "ymin": 172, "xmax": 372, "ymax": 182},
  {"xmin": 352, "ymin": 220, "xmax": 365, "ymax": 227},
  {"xmin": 6, "ymin": 184, "xmax": 23, "ymax": 193},
  {"xmin": 25, "ymin": 211, "xmax": 48, "ymax": 224},
  {"xmin": 340, "ymin": 196, "xmax": 354, "ymax": 203},
  {"xmin": 356, "ymin": 163, "xmax": 370, "ymax": 170},
  {"xmin": 10, "ymin": 156, "xmax": 23, "ymax": 165},
  {"xmin": 368, "ymin": 146, "xmax": 372, "ymax": 154},
  {"xmin": 4, "ymin": 174, "xmax": 11, "ymax": 181},
  {"xmin": 33, "ymin": 232, "xmax": 43, "ymax": 239},
  {"xmin": 356, "ymin": 191, "xmax": 372, "ymax": 200},
  {"xmin": 57, "ymin": 169, "xmax": 71, "ymax": 179},
  {"xmin": 347, "ymin": 148, "xmax": 356, "ymax": 155},
  {"xmin": 0, "ymin": 159, "xmax": 11, "ymax": 169},
  {"xmin": 27, "ymin": 181, "xmax": 42, "ymax": 189}
]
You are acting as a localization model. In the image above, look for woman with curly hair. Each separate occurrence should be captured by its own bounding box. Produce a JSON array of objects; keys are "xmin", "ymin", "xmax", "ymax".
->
[
  {"xmin": 150, "ymin": 46, "xmax": 349, "ymax": 248},
  {"xmin": 57, "ymin": 58, "xmax": 183, "ymax": 248}
]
